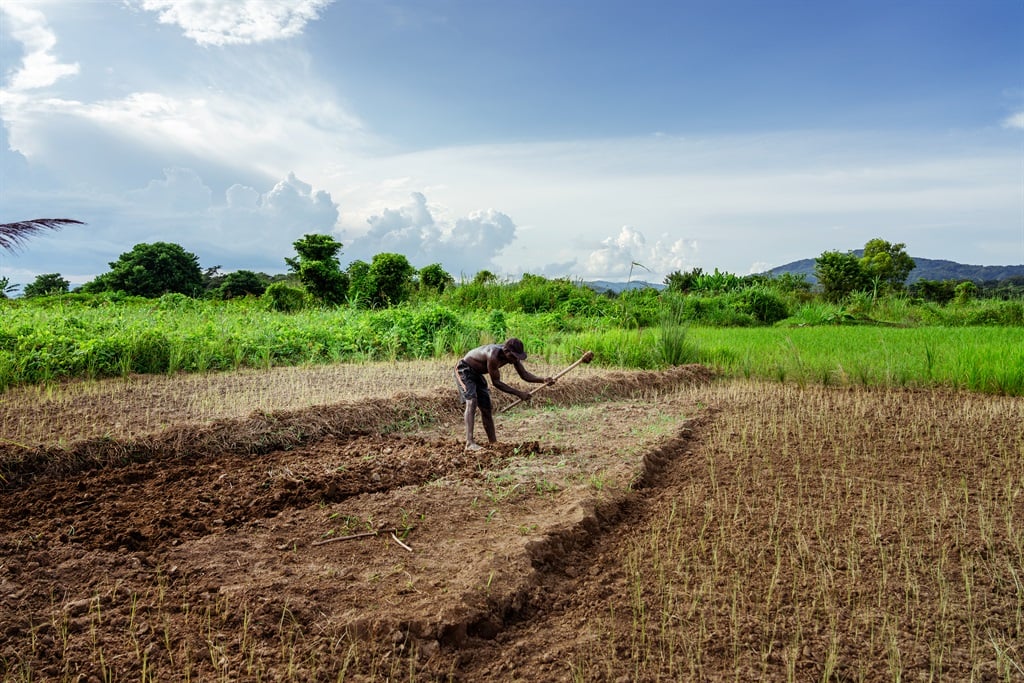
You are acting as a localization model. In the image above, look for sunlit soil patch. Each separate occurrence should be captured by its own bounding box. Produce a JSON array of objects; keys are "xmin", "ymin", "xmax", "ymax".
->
[{"xmin": 0, "ymin": 365, "xmax": 710, "ymax": 681}]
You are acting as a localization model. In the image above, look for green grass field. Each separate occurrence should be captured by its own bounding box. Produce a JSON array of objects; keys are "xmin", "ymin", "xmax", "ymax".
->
[
  {"xmin": 1, "ymin": 293, "xmax": 1022, "ymax": 395},
  {"xmin": 688, "ymin": 326, "xmax": 1024, "ymax": 395}
]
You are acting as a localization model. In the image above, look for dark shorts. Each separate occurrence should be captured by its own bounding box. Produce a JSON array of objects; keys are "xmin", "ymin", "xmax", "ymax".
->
[{"xmin": 454, "ymin": 360, "xmax": 492, "ymax": 412}]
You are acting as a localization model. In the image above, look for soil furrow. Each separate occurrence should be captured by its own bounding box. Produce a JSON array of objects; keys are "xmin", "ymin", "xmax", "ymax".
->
[{"xmin": 448, "ymin": 419, "xmax": 705, "ymax": 679}]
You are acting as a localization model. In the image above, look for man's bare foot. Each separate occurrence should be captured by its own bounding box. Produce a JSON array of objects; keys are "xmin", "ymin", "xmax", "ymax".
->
[{"xmin": 465, "ymin": 443, "xmax": 485, "ymax": 452}]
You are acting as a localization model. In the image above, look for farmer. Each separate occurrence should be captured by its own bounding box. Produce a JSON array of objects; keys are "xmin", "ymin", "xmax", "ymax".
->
[{"xmin": 454, "ymin": 338, "xmax": 554, "ymax": 451}]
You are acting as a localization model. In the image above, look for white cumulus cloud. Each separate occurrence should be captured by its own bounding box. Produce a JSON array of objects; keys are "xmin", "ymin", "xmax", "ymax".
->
[
  {"xmin": 344, "ymin": 192, "xmax": 517, "ymax": 277},
  {"xmin": 128, "ymin": 167, "xmax": 213, "ymax": 213},
  {"xmin": 213, "ymin": 172, "xmax": 339, "ymax": 268},
  {"xmin": 584, "ymin": 226, "xmax": 646, "ymax": 278},
  {"xmin": 107, "ymin": 169, "xmax": 340, "ymax": 273},
  {"xmin": 582, "ymin": 226, "xmax": 698, "ymax": 280},
  {"xmin": 138, "ymin": 0, "xmax": 334, "ymax": 46},
  {"xmin": 0, "ymin": 2, "xmax": 79, "ymax": 91}
]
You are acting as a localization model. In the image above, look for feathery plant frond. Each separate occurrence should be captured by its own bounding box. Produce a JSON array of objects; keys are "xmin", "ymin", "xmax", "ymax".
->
[{"xmin": 0, "ymin": 218, "xmax": 84, "ymax": 252}]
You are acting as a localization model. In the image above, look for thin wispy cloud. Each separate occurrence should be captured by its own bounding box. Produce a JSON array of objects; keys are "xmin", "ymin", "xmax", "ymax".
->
[{"xmin": 1004, "ymin": 112, "xmax": 1024, "ymax": 130}]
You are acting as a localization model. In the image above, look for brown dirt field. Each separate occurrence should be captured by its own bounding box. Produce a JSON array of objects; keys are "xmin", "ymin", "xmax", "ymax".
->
[{"xmin": 1, "ymin": 363, "xmax": 1022, "ymax": 682}]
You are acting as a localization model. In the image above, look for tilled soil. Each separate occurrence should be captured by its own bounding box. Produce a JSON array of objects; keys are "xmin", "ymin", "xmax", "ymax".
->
[{"xmin": 1, "ymin": 365, "xmax": 1022, "ymax": 682}]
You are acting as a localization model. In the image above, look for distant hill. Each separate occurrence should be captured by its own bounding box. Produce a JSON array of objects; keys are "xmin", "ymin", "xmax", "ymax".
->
[
  {"xmin": 584, "ymin": 280, "xmax": 665, "ymax": 294},
  {"xmin": 766, "ymin": 254, "xmax": 1024, "ymax": 284},
  {"xmin": 582, "ymin": 257, "xmax": 1024, "ymax": 294}
]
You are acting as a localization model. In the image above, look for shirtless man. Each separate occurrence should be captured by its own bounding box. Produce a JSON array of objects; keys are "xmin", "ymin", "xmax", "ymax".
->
[{"xmin": 454, "ymin": 338, "xmax": 554, "ymax": 451}]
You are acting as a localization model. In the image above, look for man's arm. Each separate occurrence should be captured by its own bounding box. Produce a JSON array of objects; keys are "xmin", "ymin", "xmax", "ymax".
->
[
  {"xmin": 486, "ymin": 350, "xmax": 532, "ymax": 400},
  {"xmin": 510, "ymin": 360, "xmax": 553, "ymax": 385}
]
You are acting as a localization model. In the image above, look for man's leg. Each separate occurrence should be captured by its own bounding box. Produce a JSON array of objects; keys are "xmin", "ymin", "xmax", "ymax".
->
[
  {"xmin": 481, "ymin": 407, "xmax": 497, "ymax": 443},
  {"xmin": 464, "ymin": 397, "xmax": 480, "ymax": 448}
]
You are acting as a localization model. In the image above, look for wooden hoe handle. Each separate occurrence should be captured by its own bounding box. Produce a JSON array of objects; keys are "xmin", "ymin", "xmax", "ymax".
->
[{"xmin": 500, "ymin": 350, "xmax": 594, "ymax": 413}]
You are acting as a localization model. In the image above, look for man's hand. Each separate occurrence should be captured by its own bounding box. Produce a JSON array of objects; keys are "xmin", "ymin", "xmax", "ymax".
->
[
  {"xmin": 543, "ymin": 377, "xmax": 555, "ymax": 385},
  {"xmin": 518, "ymin": 389, "xmax": 532, "ymax": 401}
]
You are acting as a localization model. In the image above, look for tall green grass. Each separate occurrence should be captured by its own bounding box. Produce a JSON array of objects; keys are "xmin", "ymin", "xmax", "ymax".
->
[
  {"xmin": 686, "ymin": 326, "xmax": 1024, "ymax": 395},
  {"xmin": 0, "ymin": 297, "xmax": 488, "ymax": 390},
  {"xmin": 2, "ymin": 292, "xmax": 1022, "ymax": 395}
]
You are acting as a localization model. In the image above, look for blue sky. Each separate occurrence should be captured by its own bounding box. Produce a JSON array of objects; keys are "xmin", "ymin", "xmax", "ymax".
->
[{"xmin": 1, "ymin": 0, "xmax": 1022, "ymax": 291}]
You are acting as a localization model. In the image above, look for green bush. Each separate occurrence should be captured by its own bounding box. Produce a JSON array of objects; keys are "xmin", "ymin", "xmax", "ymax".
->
[
  {"xmin": 692, "ymin": 268, "xmax": 745, "ymax": 294},
  {"xmin": 486, "ymin": 310, "xmax": 508, "ymax": 340},
  {"xmin": 262, "ymin": 283, "xmax": 307, "ymax": 313},
  {"xmin": 131, "ymin": 330, "xmax": 172, "ymax": 374},
  {"xmin": 614, "ymin": 289, "xmax": 663, "ymax": 328},
  {"xmin": 915, "ymin": 299, "xmax": 1024, "ymax": 327},
  {"xmin": 678, "ymin": 295, "xmax": 757, "ymax": 326},
  {"xmin": 964, "ymin": 300, "xmax": 1024, "ymax": 326},
  {"xmin": 441, "ymin": 282, "xmax": 496, "ymax": 310},
  {"xmin": 729, "ymin": 286, "xmax": 789, "ymax": 324},
  {"xmin": 786, "ymin": 302, "xmax": 856, "ymax": 326},
  {"xmin": 79, "ymin": 337, "xmax": 129, "ymax": 378},
  {"xmin": 658, "ymin": 298, "xmax": 698, "ymax": 366},
  {"xmin": 155, "ymin": 292, "xmax": 194, "ymax": 311},
  {"xmin": 567, "ymin": 329, "xmax": 661, "ymax": 369},
  {"xmin": 411, "ymin": 305, "xmax": 467, "ymax": 355}
]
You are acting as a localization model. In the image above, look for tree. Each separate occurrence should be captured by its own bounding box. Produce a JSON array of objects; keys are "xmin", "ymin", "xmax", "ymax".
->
[
  {"xmin": 911, "ymin": 279, "xmax": 958, "ymax": 304},
  {"xmin": 472, "ymin": 270, "xmax": 497, "ymax": 285},
  {"xmin": 767, "ymin": 272, "xmax": 812, "ymax": 294},
  {"xmin": 814, "ymin": 250, "xmax": 871, "ymax": 303},
  {"xmin": 345, "ymin": 260, "xmax": 372, "ymax": 307},
  {"xmin": 664, "ymin": 267, "xmax": 704, "ymax": 294},
  {"xmin": 860, "ymin": 238, "xmax": 915, "ymax": 293},
  {"xmin": 83, "ymin": 242, "xmax": 204, "ymax": 297},
  {"xmin": 0, "ymin": 218, "xmax": 83, "ymax": 252},
  {"xmin": 23, "ymin": 273, "xmax": 70, "ymax": 298},
  {"xmin": 201, "ymin": 265, "xmax": 224, "ymax": 294},
  {"xmin": 216, "ymin": 270, "xmax": 268, "ymax": 299},
  {"xmin": 419, "ymin": 263, "xmax": 454, "ymax": 293},
  {"xmin": 284, "ymin": 234, "xmax": 347, "ymax": 304},
  {"xmin": 368, "ymin": 252, "xmax": 416, "ymax": 307},
  {"xmin": 0, "ymin": 276, "xmax": 17, "ymax": 298}
]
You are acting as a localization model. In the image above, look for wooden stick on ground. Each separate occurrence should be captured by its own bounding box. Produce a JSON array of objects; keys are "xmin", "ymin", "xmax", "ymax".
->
[
  {"xmin": 390, "ymin": 532, "xmax": 413, "ymax": 552},
  {"xmin": 311, "ymin": 530, "xmax": 383, "ymax": 546},
  {"xmin": 310, "ymin": 526, "xmax": 412, "ymax": 547}
]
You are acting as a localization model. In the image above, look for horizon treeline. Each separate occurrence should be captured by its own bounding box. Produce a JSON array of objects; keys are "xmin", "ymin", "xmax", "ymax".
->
[{"xmin": 4, "ymin": 234, "xmax": 1024, "ymax": 305}]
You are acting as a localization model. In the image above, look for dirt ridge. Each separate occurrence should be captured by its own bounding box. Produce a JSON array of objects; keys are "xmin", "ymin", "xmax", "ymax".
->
[
  {"xmin": 0, "ymin": 365, "xmax": 713, "ymax": 491},
  {"xmin": 449, "ymin": 422, "xmax": 713, "ymax": 679},
  {"xmin": 427, "ymin": 418, "xmax": 704, "ymax": 654}
]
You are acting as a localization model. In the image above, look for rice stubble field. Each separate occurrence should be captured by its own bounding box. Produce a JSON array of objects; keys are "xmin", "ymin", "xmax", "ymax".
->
[{"xmin": 1, "ymin": 360, "xmax": 1021, "ymax": 681}]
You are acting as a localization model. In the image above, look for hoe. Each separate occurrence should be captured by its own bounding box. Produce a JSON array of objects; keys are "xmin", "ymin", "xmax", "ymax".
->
[{"xmin": 500, "ymin": 350, "xmax": 595, "ymax": 412}]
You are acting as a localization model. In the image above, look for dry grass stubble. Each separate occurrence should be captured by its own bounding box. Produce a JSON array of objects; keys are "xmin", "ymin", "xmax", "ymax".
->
[
  {"xmin": 1, "ymin": 361, "xmax": 1022, "ymax": 681},
  {"xmin": 541, "ymin": 381, "xmax": 1024, "ymax": 682}
]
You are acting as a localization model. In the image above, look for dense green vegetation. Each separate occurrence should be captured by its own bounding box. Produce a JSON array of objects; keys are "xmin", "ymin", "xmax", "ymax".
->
[
  {"xmin": 1, "ymin": 275, "xmax": 1022, "ymax": 395},
  {"xmin": 1, "ymin": 234, "xmax": 1022, "ymax": 394}
]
